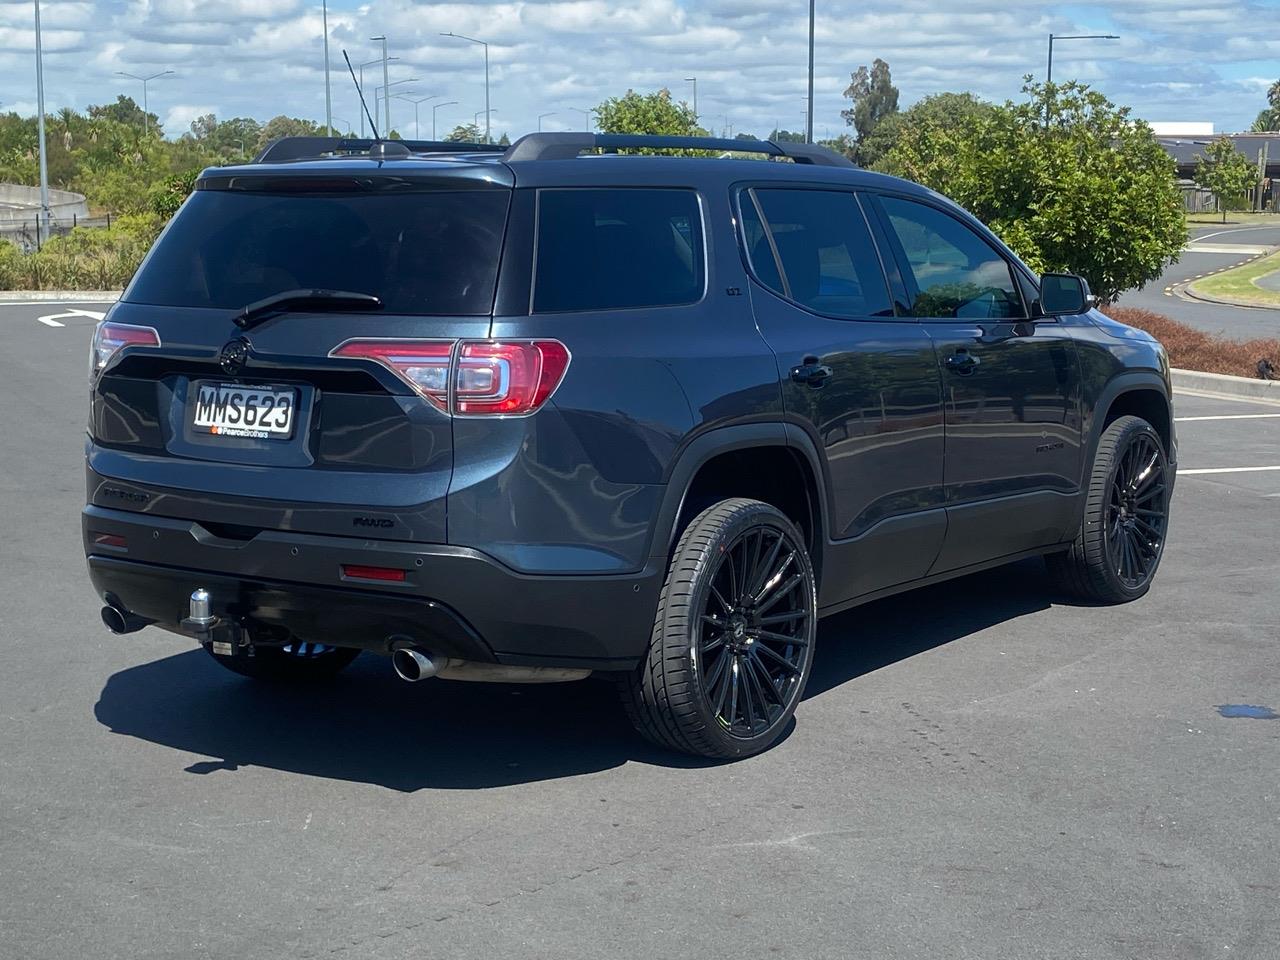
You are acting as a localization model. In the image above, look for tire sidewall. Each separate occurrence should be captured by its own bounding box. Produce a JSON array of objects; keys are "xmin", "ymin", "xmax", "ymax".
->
[
  {"xmin": 678, "ymin": 502, "xmax": 818, "ymax": 758},
  {"xmin": 1095, "ymin": 418, "xmax": 1169, "ymax": 600}
]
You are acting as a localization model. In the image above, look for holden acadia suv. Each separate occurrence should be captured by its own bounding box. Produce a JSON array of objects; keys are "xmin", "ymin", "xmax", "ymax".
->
[{"xmin": 84, "ymin": 133, "xmax": 1175, "ymax": 759}]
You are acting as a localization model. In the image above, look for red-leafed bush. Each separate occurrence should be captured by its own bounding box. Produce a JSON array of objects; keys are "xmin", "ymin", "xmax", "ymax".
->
[{"xmin": 1105, "ymin": 307, "xmax": 1280, "ymax": 379}]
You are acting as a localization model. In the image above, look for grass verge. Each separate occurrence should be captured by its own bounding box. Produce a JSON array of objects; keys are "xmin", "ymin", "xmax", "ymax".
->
[
  {"xmin": 1185, "ymin": 212, "xmax": 1280, "ymax": 226},
  {"xmin": 1108, "ymin": 307, "xmax": 1279, "ymax": 379},
  {"xmin": 1188, "ymin": 250, "xmax": 1280, "ymax": 308}
]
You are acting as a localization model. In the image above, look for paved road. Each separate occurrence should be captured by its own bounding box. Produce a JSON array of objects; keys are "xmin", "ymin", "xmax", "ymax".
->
[
  {"xmin": 1115, "ymin": 223, "xmax": 1280, "ymax": 339},
  {"xmin": 3, "ymin": 303, "xmax": 1279, "ymax": 960}
]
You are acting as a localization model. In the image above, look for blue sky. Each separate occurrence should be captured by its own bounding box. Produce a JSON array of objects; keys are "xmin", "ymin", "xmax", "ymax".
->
[{"xmin": 1, "ymin": 0, "xmax": 1277, "ymax": 140}]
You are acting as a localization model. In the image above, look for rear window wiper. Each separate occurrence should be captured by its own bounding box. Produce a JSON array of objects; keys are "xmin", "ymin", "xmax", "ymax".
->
[{"xmin": 234, "ymin": 289, "xmax": 383, "ymax": 329}]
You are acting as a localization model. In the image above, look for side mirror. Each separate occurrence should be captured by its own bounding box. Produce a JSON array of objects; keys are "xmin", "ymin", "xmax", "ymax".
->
[{"xmin": 1038, "ymin": 273, "xmax": 1090, "ymax": 316}]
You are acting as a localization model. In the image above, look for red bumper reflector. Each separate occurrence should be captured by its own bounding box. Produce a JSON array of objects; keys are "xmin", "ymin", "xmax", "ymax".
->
[
  {"xmin": 341, "ymin": 564, "xmax": 407, "ymax": 582},
  {"xmin": 93, "ymin": 533, "xmax": 128, "ymax": 548}
]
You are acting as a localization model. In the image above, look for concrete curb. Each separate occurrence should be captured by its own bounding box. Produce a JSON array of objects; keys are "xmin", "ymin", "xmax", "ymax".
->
[
  {"xmin": 1171, "ymin": 367, "xmax": 1280, "ymax": 403},
  {"xmin": 0, "ymin": 290, "xmax": 120, "ymax": 303}
]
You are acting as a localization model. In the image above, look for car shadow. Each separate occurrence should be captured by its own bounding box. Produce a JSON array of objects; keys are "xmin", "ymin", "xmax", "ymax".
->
[{"xmin": 94, "ymin": 560, "xmax": 1055, "ymax": 791}]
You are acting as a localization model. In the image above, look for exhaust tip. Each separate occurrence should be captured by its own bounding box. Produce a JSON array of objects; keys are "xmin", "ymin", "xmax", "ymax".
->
[
  {"xmin": 392, "ymin": 647, "xmax": 437, "ymax": 682},
  {"xmin": 101, "ymin": 602, "xmax": 149, "ymax": 635}
]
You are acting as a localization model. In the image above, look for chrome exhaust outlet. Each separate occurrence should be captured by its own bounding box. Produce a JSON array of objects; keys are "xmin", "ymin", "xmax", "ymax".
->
[
  {"xmin": 100, "ymin": 600, "xmax": 150, "ymax": 635},
  {"xmin": 392, "ymin": 647, "xmax": 439, "ymax": 682}
]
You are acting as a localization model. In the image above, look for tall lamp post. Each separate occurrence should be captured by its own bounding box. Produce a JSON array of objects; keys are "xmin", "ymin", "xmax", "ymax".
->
[
  {"xmin": 357, "ymin": 55, "xmax": 399, "ymax": 137},
  {"xmin": 395, "ymin": 94, "xmax": 438, "ymax": 139},
  {"xmin": 33, "ymin": 0, "xmax": 50, "ymax": 245},
  {"xmin": 1046, "ymin": 33, "xmax": 1119, "ymax": 85},
  {"xmin": 375, "ymin": 77, "xmax": 420, "ymax": 133},
  {"xmin": 538, "ymin": 111, "xmax": 556, "ymax": 132},
  {"xmin": 567, "ymin": 107, "xmax": 591, "ymax": 131},
  {"xmin": 432, "ymin": 100, "xmax": 458, "ymax": 140},
  {"xmin": 321, "ymin": 0, "xmax": 332, "ymax": 134},
  {"xmin": 115, "ymin": 69, "xmax": 174, "ymax": 136},
  {"xmin": 370, "ymin": 35, "xmax": 391, "ymax": 134},
  {"xmin": 441, "ymin": 32, "xmax": 490, "ymax": 143},
  {"xmin": 474, "ymin": 107, "xmax": 497, "ymax": 138},
  {"xmin": 685, "ymin": 76, "xmax": 697, "ymax": 125},
  {"xmin": 806, "ymin": 0, "xmax": 815, "ymax": 143}
]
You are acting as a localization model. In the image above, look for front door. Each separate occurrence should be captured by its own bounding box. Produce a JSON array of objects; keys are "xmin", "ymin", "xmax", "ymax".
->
[
  {"xmin": 869, "ymin": 193, "xmax": 1083, "ymax": 572},
  {"xmin": 738, "ymin": 186, "xmax": 946, "ymax": 605}
]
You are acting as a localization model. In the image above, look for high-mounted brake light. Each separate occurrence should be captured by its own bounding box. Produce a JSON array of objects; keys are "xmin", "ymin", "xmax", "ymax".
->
[
  {"xmin": 90, "ymin": 321, "xmax": 161, "ymax": 378},
  {"xmin": 330, "ymin": 339, "xmax": 570, "ymax": 417}
]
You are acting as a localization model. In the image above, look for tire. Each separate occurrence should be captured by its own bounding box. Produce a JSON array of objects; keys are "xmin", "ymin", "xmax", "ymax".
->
[
  {"xmin": 205, "ymin": 640, "xmax": 361, "ymax": 681},
  {"xmin": 1047, "ymin": 415, "xmax": 1171, "ymax": 604},
  {"xmin": 620, "ymin": 498, "xmax": 818, "ymax": 759}
]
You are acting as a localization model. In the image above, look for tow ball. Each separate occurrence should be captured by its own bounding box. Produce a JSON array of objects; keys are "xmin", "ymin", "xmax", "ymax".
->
[{"xmin": 181, "ymin": 587, "xmax": 249, "ymax": 656}]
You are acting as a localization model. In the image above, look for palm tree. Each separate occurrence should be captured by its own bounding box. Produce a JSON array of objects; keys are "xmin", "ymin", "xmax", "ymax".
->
[{"xmin": 1269, "ymin": 79, "xmax": 1280, "ymax": 108}]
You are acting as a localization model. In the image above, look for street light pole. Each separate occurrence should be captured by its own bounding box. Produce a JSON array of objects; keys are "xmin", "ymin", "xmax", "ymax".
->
[
  {"xmin": 115, "ymin": 69, "xmax": 175, "ymax": 137},
  {"xmin": 432, "ymin": 100, "xmax": 458, "ymax": 140},
  {"xmin": 322, "ymin": 0, "xmax": 332, "ymax": 134},
  {"xmin": 474, "ymin": 108, "xmax": 497, "ymax": 137},
  {"xmin": 568, "ymin": 107, "xmax": 590, "ymax": 131},
  {"xmin": 1046, "ymin": 32, "xmax": 1120, "ymax": 85},
  {"xmin": 370, "ymin": 35, "xmax": 390, "ymax": 135},
  {"xmin": 685, "ymin": 77, "xmax": 697, "ymax": 125},
  {"xmin": 33, "ymin": 0, "xmax": 50, "ymax": 245},
  {"xmin": 357, "ymin": 56, "xmax": 398, "ymax": 137},
  {"xmin": 538, "ymin": 111, "xmax": 556, "ymax": 132},
  {"xmin": 395, "ymin": 95, "xmax": 438, "ymax": 139},
  {"xmin": 806, "ymin": 0, "xmax": 815, "ymax": 143},
  {"xmin": 441, "ymin": 32, "xmax": 491, "ymax": 144}
]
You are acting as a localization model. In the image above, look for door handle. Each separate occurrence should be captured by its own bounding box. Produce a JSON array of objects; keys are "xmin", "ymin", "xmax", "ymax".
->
[
  {"xmin": 790, "ymin": 356, "xmax": 833, "ymax": 388},
  {"xmin": 944, "ymin": 351, "xmax": 980, "ymax": 375}
]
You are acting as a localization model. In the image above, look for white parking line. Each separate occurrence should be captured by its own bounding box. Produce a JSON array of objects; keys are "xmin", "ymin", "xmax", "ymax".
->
[
  {"xmin": 1175, "ymin": 413, "xmax": 1280, "ymax": 422},
  {"xmin": 1178, "ymin": 466, "xmax": 1280, "ymax": 475},
  {"xmin": 35, "ymin": 307, "xmax": 105, "ymax": 328}
]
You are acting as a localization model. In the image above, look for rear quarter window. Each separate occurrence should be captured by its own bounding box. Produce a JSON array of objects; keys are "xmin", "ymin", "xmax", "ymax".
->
[{"xmin": 533, "ymin": 188, "xmax": 704, "ymax": 313}]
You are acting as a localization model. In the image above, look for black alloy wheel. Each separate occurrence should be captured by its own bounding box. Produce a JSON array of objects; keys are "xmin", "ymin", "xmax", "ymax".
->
[
  {"xmin": 1105, "ymin": 428, "xmax": 1169, "ymax": 589},
  {"xmin": 621, "ymin": 498, "xmax": 817, "ymax": 759}
]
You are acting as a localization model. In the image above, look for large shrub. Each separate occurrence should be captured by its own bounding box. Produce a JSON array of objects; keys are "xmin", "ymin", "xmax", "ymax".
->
[
  {"xmin": 0, "ymin": 214, "xmax": 162, "ymax": 290},
  {"xmin": 879, "ymin": 80, "xmax": 1187, "ymax": 304}
]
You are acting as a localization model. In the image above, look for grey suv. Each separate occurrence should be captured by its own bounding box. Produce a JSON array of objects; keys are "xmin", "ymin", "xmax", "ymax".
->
[{"xmin": 83, "ymin": 133, "xmax": 1175, "ymax": 758}]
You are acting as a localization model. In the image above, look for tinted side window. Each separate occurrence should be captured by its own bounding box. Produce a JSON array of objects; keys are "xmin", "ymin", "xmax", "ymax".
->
[
  {"xmin": 533, "ymin": 189, "xmax": 703, "ymax": 312},
  {"xmin": 748, "ymin": 189, "xmax": 892, "ymax": 319},
  {"xmin": 880, "ymin": 196, "xmax": 1025, "ymax": 319}
]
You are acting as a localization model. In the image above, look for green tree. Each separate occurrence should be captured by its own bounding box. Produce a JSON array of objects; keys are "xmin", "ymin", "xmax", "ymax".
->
[
  {"xmin": 444, "ymin": 123, "xmax": 483, "ymax": 142},
  {"xmin": 88, "ymin": 95, "xmax": 160, "ymax": 136},
  {"xmin": 255, "ymin": 116, "xmax": 324, "ymax": 153},
  {"xmin": 879, "ymin": 79, "xmax": 1186, "ymax": 304},
  {"xmin": 768, "ymin": 128, "xmax": 806, "ymax": 143},
  {"xmin": 860, "ymin": 92, "xmax": 996, "ymax": 169},
  {"xmin": 1251, "ymin": 79, "xmax": 1280, "ymax": 131},
  {"xmin": 595, "ymin": 89, "xmax": 700, "ymax": 138},
  {"xmin": 1194, "ymin": 136, "xmax": 1256, "ymax": 223},
  {"xmin": 841, "ymin": 58, "xmax": 899, "ymax": 153}
]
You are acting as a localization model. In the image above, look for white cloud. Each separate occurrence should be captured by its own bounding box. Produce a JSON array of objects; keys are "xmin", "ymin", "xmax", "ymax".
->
[{"xmin": 2, "ymin": 0, "xmax": 1276, "ymax": 139}]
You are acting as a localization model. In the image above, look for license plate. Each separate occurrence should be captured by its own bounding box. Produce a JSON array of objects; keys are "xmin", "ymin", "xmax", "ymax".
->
[{"xmin": 193, "ymin": 382, "xmax": 296, "ymax": 440}]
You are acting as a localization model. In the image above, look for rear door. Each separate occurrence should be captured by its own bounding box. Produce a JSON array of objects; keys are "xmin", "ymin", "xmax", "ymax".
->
[
  {"xmin": 868, "ymin": 193, "xmax": 1083, "ymax": 571},
  {"xmin": 737, "ymin": 185, "xmax": 946, "ymax": 605},
  {"xmin": 88, "ymin": 170, "xmax": 511, "ymax": 543}
]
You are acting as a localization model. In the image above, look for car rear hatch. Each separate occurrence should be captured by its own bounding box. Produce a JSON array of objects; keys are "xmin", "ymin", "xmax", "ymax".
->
[{"xmin": 88, "ymin": 160, "xmax": 513, "ymax": 544}]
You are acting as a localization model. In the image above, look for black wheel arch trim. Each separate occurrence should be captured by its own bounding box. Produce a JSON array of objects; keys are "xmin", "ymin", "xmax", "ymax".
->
[
  {"xmin": 647, "ymin": 422, "xmax": 833, "ymax": 564},
  {"xmin": 1080, "ymin": 371, "xmax": 1175, "ymax": 511}
]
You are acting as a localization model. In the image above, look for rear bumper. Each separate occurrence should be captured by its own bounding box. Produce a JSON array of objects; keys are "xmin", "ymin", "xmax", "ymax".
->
[{"xmin": 83, "ymin": 505, "xmax": 663, "ymax": 669}]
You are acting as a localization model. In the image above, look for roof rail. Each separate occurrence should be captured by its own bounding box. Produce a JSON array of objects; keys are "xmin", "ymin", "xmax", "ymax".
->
[
  {"xmin": 254, "ymin": 136, "xmax": 506, "ymax": 164},
  {"xmin": 503, "ymin": 132, "xmax": 856, "ymax": 167}
]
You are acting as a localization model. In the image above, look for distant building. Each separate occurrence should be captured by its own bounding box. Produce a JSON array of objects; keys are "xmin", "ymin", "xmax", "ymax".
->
[
  {"xmin": 1154, "ymin": 133, "xmax": 1280, "ymax": 212},
  {"xmin": 1149, "ymin": 122, "xmax": 1215, "ymax": 137}
]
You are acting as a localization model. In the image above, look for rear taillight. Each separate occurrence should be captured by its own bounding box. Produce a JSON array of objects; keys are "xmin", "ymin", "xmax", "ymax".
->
[
  {"xmin": 329, "ymin": 340, "xmax": 453, "ymax": 412},
  {"xmin": 90, "ymin": 321, "xmax": 161, "ymax": 378},
  {"xmin": 330, "ymin": 339, "xmax": 570, "ymax": 417}
]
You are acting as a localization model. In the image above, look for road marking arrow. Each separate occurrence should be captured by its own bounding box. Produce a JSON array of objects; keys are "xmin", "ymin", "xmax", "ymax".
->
[{"xmin": 36, "ymin": 307, "xmax": 106, "ymax": 328}]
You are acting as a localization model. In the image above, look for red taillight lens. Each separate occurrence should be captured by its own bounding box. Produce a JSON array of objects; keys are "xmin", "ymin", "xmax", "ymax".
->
[
  {"xmin": 455, "ymin": 340, "xmax": 571, "ymax": 416},
  {"xmin": 331, "ymin": 339, "xmax": 570, "ymax": 417},
  {"xmin": 329, "ymin": 340, "xmax": 453, "ymax": 412},
  {"xmin": 341, "ymin": 564, "xmax": 407, "ymax": 582},
  {"xmin": 91, "ymin": 321, "xmax": 161, "ymax": 378}
]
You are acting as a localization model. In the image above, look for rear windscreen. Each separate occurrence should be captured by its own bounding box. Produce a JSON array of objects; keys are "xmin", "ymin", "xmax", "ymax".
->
[{"xmin": 126, "ymin": 187, "xmax": 509, "ymax": 316}]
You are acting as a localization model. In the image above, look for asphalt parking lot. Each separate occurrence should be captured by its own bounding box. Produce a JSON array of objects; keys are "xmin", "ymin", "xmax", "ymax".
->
[{"xmin": 2, "ymin": 302, "xmax": 1278, "ymax": 960}]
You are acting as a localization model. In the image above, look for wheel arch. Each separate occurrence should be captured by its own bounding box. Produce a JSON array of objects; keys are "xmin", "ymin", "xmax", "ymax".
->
[{"xmin": 649, "ymin": 424, "xmax": 831, "ymax": 587}]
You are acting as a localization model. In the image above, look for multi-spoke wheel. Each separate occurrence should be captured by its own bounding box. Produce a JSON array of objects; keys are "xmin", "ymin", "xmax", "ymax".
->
[
  {"xmin": 1047, "ymin": 415, "xmax": 1171, "ymax": 603},
  {"xmin": 620, "ymin": 498, "xmax": 817, "ymax": 759},
  {"xmin": 204, "ymin": 637, "xmax": 361, "ymax": 680}
]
